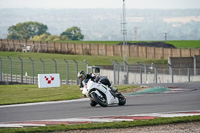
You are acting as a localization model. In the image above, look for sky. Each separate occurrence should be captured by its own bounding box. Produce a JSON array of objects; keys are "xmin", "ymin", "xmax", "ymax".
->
[{"xmin": 0, "ymin": 0, "xmax": 200, "ymax": 9}]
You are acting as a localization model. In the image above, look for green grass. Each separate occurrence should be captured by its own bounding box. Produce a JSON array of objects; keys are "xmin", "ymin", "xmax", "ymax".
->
[
  {"xmin": 0, "ymin": 115, "xmax": 199, "ymax": 133},
  {"xmin": 165, "ymin": 40, "xmax": 200, "ymax": 49},
  {"xmin": 54, "ymin": 40, "xmax": 200, "ymax": 49},
  {"xmin": 0, "ymin": 84, "xmax": 138, "ymax": 105},
  {"xmin": 0, "ymin": 52, "xmax": 167, "ymax": 81},
  {"xmin": 0, "ymin": 84, "xmax": 81, "ymax": 105},
  {"xmin": 0, "ymin": 51, "xmax": 167, "ymax": 66}
]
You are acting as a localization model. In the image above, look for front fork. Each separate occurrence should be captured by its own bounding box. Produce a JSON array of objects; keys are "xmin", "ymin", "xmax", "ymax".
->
[{"xmin": 90, "ymin": 90, "xmax": 103, "ymax": 100}]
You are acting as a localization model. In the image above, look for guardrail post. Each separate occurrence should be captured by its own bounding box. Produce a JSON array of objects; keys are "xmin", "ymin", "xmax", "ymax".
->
[
  {"xmin": 18, "ymin": 57, "xmax": 23, "ymax": 83},
  {"xmin": 29, "ymin": 57, "xmax": 34, "ymax": 84},
  {"xmin": 40, "ymin": 58, "xmax": 45, "ymax": 74},
  {"xmin": 52, "ymin": 58, "xmax": 57, "ymax": 73},
  {"xmin": 7, "ymin": 56, "xmax": 13, "ymax": 83},
  {"xmin": 64, "ymin": 59, "xmax": 69, "ymax": 85},
  {"xmin": 73, "ymin": 59, "xmax": 79, "ymax": 85}
]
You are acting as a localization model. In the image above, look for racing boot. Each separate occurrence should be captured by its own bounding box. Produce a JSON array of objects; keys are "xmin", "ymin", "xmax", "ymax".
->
[{"xmin": 110, "ymin": 86, "xmax": 120, "ymax": 95}]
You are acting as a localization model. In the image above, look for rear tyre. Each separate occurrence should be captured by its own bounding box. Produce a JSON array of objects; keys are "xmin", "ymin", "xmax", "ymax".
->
[{"xmin": 91, "ymin": 92, "xmax": 108, "ymax": 107}]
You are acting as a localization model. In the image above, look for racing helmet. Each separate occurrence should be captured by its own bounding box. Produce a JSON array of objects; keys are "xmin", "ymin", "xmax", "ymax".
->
[{"xmin": 77, "ymin": 71, "xmax": 86, "ymax": 81}]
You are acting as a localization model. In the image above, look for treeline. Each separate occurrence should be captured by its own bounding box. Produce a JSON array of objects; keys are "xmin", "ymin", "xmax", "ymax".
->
[
  {"xmin": 0, "ymin": 9, "xmax": 200, "ymax": 40},
  {"xmin": 7, "ymin": 22, "xmax": 84, "ymax": 41}
]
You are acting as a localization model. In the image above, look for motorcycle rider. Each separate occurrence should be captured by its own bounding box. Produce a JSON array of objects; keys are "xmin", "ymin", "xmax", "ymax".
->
[{"xmin": 77, "ymin": 70, "xmax": 118, "ymax": 93}]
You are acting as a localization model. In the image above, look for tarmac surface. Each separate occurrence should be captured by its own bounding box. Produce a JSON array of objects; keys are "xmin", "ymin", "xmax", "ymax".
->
[{"xmin": 0, "ymin": 82, "xmax": 200, "ymax": 128}]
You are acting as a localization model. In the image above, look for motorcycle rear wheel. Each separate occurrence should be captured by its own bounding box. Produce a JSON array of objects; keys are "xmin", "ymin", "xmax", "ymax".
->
[{"xmin": 91, "ymin": 92, "xmax": 108, "ymax": 107}]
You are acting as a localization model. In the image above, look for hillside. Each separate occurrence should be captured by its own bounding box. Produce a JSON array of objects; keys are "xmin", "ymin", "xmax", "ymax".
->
[{"xmin": 0, "ymin": 8, "xmax": 200, "ymax": 40}]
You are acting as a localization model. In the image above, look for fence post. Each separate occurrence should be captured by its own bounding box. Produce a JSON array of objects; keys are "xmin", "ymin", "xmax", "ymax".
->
[
  {"xmin": 151, "ymin": 63, "xmax": 157, "ymax": 83},
  {"xmin": 18, "ymin": 57, "xmax": 23, "ymax": 83},
  {"xmin": 137, "ymin": 62, "xmax": 143, "ymax": 84},
  {"xmin": 64, "ymin": 59, "xmax": 69, "ymax": 85},
  {"xmin": 73, "ymin": 59, "xmax": 79, "ymax": 85},
  {"xmin": 185, "ymin": 64, "xmax": 190, "ymax": 82},
  {"xmin": 7, "ymin": 56, "xmax": 12, "ymax": 83},
  {"xmin": 144, "ymin": 65, "xmax": 147, "ymax": 83},
  {"xmin": 111, "ymin": 60, "xmax": 117, "ymax": 84},
  {"xmin": 194, "ymin": 55, "xmax": 196, "ymax": 76},
  {"xmin": 188, "ymin": 67, "xmax": 190, "ymax": 82},
  {"xmin": 124, "ymin": 61, "xmax": 129, "ymax": 84},
  {"xmin": 40, "ymin": 58, "xmax": 45, "ymax": 74},
  {"xmin": 52, "ymin": 58, "xmax": 57, "ymax": 73},
  {"xmin": 0, "ymin": 58, "xmax": 2, "ymax": 82},
  {"xmin": 29, "ymin": 57, "xmax": 34, "ymax": 84},
  {"xmin": 114, "ymin": 60, "xmax": 120, "ymax": 85},
  {"xmin": 168, "ymin": 64, "xmax": 174, "ymax": 83},
  {"xmin": 83, "ymin": 60, "xmax": 89, "ymax": 73}
]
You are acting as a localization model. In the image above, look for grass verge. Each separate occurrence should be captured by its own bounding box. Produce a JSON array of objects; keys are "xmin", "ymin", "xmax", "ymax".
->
[
  {"xmin": 0, "ymin": 51, "xmax": 167, "ymax": 66},
  {"xmin": 0, "ymin": 115, "xmax": 199, "ymax": 133},
  {"xmin": 0, "ymin": 84, "xmax": 139, "ymax": 105},
  {"xmin": 54, "ymin": 40, "xmax": 200, "ymax": 49}
]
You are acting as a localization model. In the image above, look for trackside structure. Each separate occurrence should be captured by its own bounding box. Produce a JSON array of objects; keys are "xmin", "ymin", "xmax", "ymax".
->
[{"xmin": 1, "ymin": 39, "xmax": 200, "ymax": 60}]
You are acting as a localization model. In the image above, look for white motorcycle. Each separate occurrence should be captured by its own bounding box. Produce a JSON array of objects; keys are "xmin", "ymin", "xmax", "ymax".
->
[{"xmin": 80, "ymin": 79, "xmax": 126, "ymax": 107}]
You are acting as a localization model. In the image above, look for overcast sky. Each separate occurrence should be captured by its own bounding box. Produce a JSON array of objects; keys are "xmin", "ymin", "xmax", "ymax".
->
[{"xmin": 0, "ymin": 0, "xmax": 200, "ymax": 9}]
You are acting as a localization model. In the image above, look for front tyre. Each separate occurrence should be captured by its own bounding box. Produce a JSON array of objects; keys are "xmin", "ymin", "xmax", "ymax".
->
[
  {"xmin": 118, "ymin": 94, "xmax": 126, "ymax": 106},
  {"xmin": 90, "ymin": 100, "xmax": 97, "ymax": 107},
  {"xmin": 91, "ymin": 92, "xmax": 108, "ymax": 107}
]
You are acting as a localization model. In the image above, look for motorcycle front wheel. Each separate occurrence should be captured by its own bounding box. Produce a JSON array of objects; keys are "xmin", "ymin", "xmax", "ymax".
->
[
  {"xmin": 118, "ymin": 94, "xmax": 126, "ymax": 106},
  {"xmin": 91, "ymin": 92, "xmax": 108, "ymax": 107},
  {"xmin": 90, "ymin": 100, "xmax": 97, "ymax": 107}
]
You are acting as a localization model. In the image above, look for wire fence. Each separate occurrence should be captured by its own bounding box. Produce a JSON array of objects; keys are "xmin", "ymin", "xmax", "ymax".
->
[
  {"xmin": 0, "ymin": 57, "xmax": 87, "ymax": 85},
  {"xmin": 1, "ymin": 57, "xmax": 200, "ymax": 85},
  {"xmin": 101, "ymin": 61, "xmax": 200, "ymax": 85}
]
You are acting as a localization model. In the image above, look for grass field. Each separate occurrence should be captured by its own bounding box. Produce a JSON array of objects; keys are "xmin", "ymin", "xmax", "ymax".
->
[
  {"xmin": 0, "ymin": 85, "xmax": 81, "ymax": 105},
  {"xmin": 165, "ymin": 40, "xmax": 200, "ymax": 48},
  {"xmin": 0, "ymin": 52, "xmax": 167, "ymax": 81},
  {"xmin": 0, "ymin": 84, "xmax": 139, "ymax": 105},
  {"xmin": 0, "ymin": 51, "xmax": 167, "ymax": 66},
  {"xmin": 55, "ymin": 40, "xmax": 200, "ymax": 49}
]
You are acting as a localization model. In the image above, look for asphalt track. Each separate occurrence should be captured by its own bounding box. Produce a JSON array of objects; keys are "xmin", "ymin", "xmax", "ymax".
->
[{"xmin": 0, "ymin": 82, "xmax": 200, "ymax": 123}]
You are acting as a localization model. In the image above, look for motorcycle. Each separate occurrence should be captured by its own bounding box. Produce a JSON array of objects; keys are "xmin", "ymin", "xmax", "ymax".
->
[{"xmin": 80, "ymin": 79, "xmax": 126, "ymax": 107}]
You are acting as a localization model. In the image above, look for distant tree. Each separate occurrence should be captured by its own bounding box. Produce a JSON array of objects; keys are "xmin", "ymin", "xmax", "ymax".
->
[
  {"xmin": 7, "ymin": 21, "xmax": 49, "ymax": 40},
  {"xmin": 31, "ymin": 33, "xmax": 69, "ymax": 42},
  {"xmin": 61, "ymin": 26, "xmax": 84, "ymax": 40}
]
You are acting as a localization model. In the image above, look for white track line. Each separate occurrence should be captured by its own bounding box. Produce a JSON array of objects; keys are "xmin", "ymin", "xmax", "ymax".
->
[
  {"xmin": 0, "ymin": 98, "xmax": 90, "ymax": 108},
  {"xmin": 0, "ymin": 124, "xmax": 46, "ymax": 128},
  {"xmin": 1, "ymin": 110, "xmax": 199, "ymax": 128}
]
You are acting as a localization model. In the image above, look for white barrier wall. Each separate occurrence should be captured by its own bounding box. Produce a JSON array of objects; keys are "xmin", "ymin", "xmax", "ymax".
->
[
  {"xmin": 38, "ymin": 74, "xmax": 60, "ymax": 88},
  {"xmin": 100, "ymin": 69, "xmax": 200, "ymax": 84}
]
